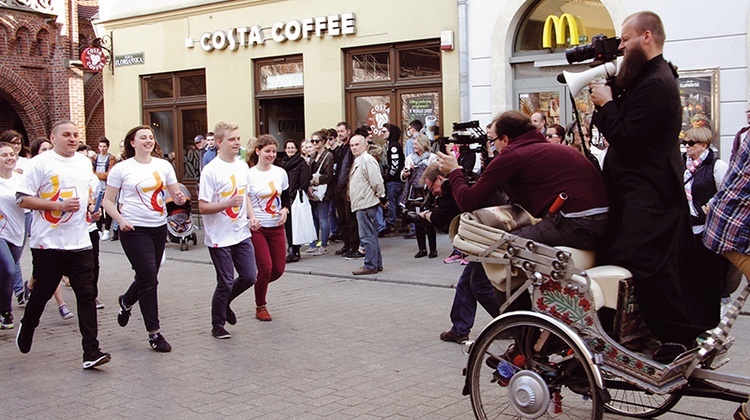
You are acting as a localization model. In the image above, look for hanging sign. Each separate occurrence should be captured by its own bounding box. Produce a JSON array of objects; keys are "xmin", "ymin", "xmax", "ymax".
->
[{"xmin": 80, "ymin": 46, "xmax": 107, "ymax": 72}]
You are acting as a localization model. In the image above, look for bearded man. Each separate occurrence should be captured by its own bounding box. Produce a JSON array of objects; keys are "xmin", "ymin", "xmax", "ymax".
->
[{"xmin": 590, "ymin": 11, "xmax": 719, "ymax": 360}]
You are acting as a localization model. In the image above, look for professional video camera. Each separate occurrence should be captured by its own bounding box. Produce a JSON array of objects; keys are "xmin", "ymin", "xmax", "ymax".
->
[
  {"xmin": 565, "ymin": 34, "xmax": 622, "ymax": 65},
  {"xmin": 436, "ymin": 120, "xmax": 491, "ymax": 164}
]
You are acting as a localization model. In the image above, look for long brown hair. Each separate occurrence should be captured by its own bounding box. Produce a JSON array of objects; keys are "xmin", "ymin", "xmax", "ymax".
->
[
  {"xmin": 246, "ymin": 134, "xmax": 278, "ymax": 167},
  {"xmin": 123, "ymin": 125, "xmax": 154, "ymax": 159}
]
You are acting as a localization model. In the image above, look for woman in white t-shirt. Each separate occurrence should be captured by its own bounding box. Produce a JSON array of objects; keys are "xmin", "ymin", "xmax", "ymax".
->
[
  {"xmin": 0, "ymin": 130, "xmax": 29, "ymax": 306},
  {"xmin": 0, "ymin": 142, "xmax": 25, "ymax": 329},
  {"xmin": 103, "ymin": 125, "xmax": 186, "ymax": 353},
  {"xmin": 247, "ymin": 134, "xmax": 289, "ymax": 322}
]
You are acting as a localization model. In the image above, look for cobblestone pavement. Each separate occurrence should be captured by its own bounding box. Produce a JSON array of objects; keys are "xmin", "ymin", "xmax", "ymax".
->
[{"xmin": 1, "ymin": 228, "xmax": 748, "ymax": 419}]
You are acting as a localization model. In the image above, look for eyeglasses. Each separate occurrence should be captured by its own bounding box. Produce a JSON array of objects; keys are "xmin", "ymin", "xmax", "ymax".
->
[
  {"xmin": 681, "ymin": 140, "xmax": 702, "ymax": 147},
  {"xmin": 546, "ymin": 134, "xmax": 559, "ymax": 138}
]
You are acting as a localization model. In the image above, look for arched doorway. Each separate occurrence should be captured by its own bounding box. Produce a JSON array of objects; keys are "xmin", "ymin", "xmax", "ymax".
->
[{"xmin": 511, "ymin": 0, "xmax": 617, "ymax": 130}]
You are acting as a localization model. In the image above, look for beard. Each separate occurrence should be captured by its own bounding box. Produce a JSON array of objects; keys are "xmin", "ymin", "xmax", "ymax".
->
[{"xmin": 616, "ymin": 43, "xmax": 648, "ymax": 88}]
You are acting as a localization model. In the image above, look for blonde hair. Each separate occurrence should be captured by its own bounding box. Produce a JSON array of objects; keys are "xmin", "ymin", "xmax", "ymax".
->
[
  {"xmin": 414, "ymin": 134, "xmax": 431, "ymax": 153},
  {"xmin": 685, "ymin": 126, "xmax": 713, "ymax": 146},
  {"xmin": 214, "ymin": 121, "xmax": 239, "ymax": 141}
]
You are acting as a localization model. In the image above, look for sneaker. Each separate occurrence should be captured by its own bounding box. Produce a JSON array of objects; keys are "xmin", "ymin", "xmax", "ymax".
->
[
  {"xmin": 82, "ymin": 350, "xmax": 111, "ymax": 369},
  {"xmin": 95, "ymin": 299, "xmax": 105, "ymax": 310},
  {"xmin": 334, "ymin": 246, "xmax": 349, "ymax": 256},
  {"xmin": 111, "ymin": 230, "xmax": 119, "ymax": 241},
  {"xmin": 460, "ymin": 259, "xmax": 469, "ymax": 265},
  {"xmin": 303, "ymin": 247, "xmax": 318, "ymax": 254},
  {"xmin": 311, "ymin": 247, "xmax": 328, "ymax": 256},
  {"xmin": 211, "ymin": 327, "xmax": 232, "ymax": 339},
  {"xmin": 148, "ymin": 332, "xmax": 172, "ymax": 352},
  {"xmin": 16, "ymin": 322, "xmax": 34, "ymax": 353},
  {"xmin": 444, "ymin": 254, "xmax": 463, "ymax": 264},
  {"xmin": 429, "ymin": 250, "xmax": 438, "ymax": 258},
  {"xmin": 59, "ymin": 304, "xmax": 74, "ymax": 320},
  {"xmin": 352, "ymin": 267, "xmax": 378, "ymax": 275},
  {"xmin": 117, "ymin": 295, "xmax": 131, "ymax": 327},
  {"xmin": 16, "ymin": 292, "xmax": 26, "ymax": 307},
  {"xmin": 100, "ymin": 230, "xmax": 111, "ymax": 241},
  {"xmin": 226, "ymin": 305, "xmax": 237, "ymax": 325},
  {"xmin": 1, "ymin": 312, "xmax": 13, "ymax": 330},
  {"xmin": 256, "ymin": 305, "xmax": 272, "ymax": 322},
  {"xmin": 440, "ymin": 330, "xmax": 469, "ymax": 343},
  {"xmin": 344, "ymin": 251, "xmax": 365, "ymax": 260}
]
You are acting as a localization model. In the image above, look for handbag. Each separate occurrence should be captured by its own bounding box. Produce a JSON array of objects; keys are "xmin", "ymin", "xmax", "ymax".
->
[
  {"xmin": 291, "ymin": 190, "xmax": 318, "ymax": 245},
  {"xmin": 309, "ymin": 154, "xmax": 329, "ymax": 201}
]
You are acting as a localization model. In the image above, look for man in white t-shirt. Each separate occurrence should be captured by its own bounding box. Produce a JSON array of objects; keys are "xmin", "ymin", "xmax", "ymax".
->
[
  {"xmin": 15, "ymin": 120, "xmax": 111, "ymax": 369},
  {"xmin": 198, "ymin": 122, "xmax": 259, "ymax": 339}
]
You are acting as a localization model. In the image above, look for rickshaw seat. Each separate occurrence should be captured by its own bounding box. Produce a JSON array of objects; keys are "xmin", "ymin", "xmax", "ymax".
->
[{"xmin": 586, "ymin": 266, "xmax": 633, "ymax": 310}]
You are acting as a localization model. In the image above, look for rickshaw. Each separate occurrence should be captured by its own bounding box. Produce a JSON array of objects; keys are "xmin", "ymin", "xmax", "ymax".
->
[{"xmin": 452, "ymin": 206, "xmax": 749, "ymax": 419}]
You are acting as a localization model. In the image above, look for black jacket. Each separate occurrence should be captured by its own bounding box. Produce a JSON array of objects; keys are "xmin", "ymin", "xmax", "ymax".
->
[
  {"xmin": 592, "ymin": 54, "xmax": 718, "ymax": 343},
  {"xmin": 281, "ymin": 153, "xmax": 311, "ymax": 200}
]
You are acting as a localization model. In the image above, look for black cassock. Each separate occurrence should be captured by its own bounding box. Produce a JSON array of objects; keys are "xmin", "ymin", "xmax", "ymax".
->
[{"xmin": 592, "ymin": 55, "xmax": 719, "ymax": 345}]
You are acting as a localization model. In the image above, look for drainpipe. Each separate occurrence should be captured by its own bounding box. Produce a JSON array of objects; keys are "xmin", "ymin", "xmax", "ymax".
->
[{"xmin": 457, "ymin": 0, "xmax": 470, "ymax": 121}]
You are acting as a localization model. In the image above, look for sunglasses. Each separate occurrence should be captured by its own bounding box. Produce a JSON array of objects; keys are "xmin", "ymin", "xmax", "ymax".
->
[
  {"xmin": 310, "ymin": 139, "xmax": 321, "ymax": 144},
  {"xmin": 681, "ymin": 140, "xmax": 702, "ymax": 147}
]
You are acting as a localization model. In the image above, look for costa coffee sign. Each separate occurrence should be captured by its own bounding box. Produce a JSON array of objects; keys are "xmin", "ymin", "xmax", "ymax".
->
[
  {"xmin": 198, "ymin": 13, "xmax": 356, "ymax": 52},
  {"xmin": 81, "ymin": 46, "xmax": 107, "ymax": 72}
]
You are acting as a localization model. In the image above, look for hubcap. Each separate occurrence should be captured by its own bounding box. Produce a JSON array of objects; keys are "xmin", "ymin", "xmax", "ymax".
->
[{"xmin": 508, "ymin": 370, "xmax": 550, "ymax": 417}]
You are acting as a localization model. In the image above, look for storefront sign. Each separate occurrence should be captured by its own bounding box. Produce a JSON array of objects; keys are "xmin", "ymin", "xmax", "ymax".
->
[
  {"xmin": 542, "ymin": 13, "xmax": 581, "ymax": 49},
  {"xmin": 80, "ymin": 46, "xmax": 107, "ymax": 72},
  {"xmin": 198, "ymin": 13, "xmax": 356, "ymax": 52},
  {"xmin": 115, "ymin": 53, "xmax": 145, "ymax": 67}
]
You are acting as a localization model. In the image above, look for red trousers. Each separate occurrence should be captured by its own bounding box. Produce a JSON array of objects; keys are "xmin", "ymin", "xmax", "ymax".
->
[{"xmin": 250, "ymin": 226, "xmax": 287, "ymax": 307}]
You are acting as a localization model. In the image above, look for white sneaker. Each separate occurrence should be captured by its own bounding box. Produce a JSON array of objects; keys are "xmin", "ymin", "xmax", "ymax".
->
[{"xmin": 100, "ymin": 230, "xmax": 111, "ymax": 241}]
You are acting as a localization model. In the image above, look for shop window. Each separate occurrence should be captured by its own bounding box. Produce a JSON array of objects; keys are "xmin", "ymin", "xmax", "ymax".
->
[
  {"xmin": 514, "ymin": 0, "xmax": 615, "ymax": 54},
  {"xmin": 399, "ymin": 47, "xmax": 441, "ymax": 79},
  {"xmin": 142, "ymin": 70, "xmax": 207, "ymax": 201},
  {"xmin": 259, "ymin": 61, "xmax": 304, "ymax": 91},
  {"xmin": 351, "ymin": 52, "xmax": 390, "ymax": 83},
  {"xmin": 345, "ymin": 41, "xmax": 442, "ymax": 138}
]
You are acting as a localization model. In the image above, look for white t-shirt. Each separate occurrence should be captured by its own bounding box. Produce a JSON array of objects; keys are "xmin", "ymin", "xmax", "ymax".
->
[
  {"xmin": 248, "ymin": 165, "xmax": 288, "ymax": 228},
  {"xmin": 107, "ymin": 157, "xmax": 178, "ymax": 227},
  {"xmin": 18, "ymin": 151, "xmax": 95, "ymax": 250},
  {"xmin": 199, "ymin": 157, "xmax": 251, "ymax": 247},
  {"xmin": 0, "ymin": 172, "xmax": 26, "ymax": 247}
]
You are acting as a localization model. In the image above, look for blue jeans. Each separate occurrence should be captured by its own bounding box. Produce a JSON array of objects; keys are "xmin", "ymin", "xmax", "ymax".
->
[
  {"xmin": 450, "ymin": 262, "xmax": 500, "ymax": 336},
  {"xmin": 385, "ymin": 181, "xmax": 403, "ymax": 227},
  {"xmin": 12, "ymin": 212, "xmax": 32, "ymax": 297},
  {"xmin": 208, "ymin": 238, "xmax": 257, "ymax": 329},
  {"xmin": 376, "ymin": 206, "xmax": 386, "ymax": 232},
  {"xmin": 355, "ymin": 205, "xmax": 383, "ymax": 271},
  {"xmin": 0, "ymin": 238, "xmax": 22, "ymax": 313},
  {"xmin": 315, "ymin": 199, "xmax": 332, "ymax": 247}
]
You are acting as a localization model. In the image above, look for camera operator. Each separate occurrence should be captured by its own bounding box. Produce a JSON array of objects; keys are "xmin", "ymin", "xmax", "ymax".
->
[
  {"xmin": 589, "ymin": 11, "xmax": 718, "ymax": 361},
  {"xmin": 438, "ymin": 111, "xmax": 608, "ymax": 251},
  {"xmin": 419, "ymin": 162, "xmax": 508, "ymax": 344}
]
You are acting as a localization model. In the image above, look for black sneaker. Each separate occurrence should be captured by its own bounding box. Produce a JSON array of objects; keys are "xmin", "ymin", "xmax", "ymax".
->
[
  {"xmin": 226, "ymin": 305, "xmax": 237, "ymax": 325},
  {"xmin": 334, "ymin": 246, "xmax": 349, "ymax": 256},
  {"xmin": 16, "ymin": 322, "xmax": 34, "ymax": 354},
  {"xmin": 148, "ymin": 332, "xmax": 172, "ymax": 352},
  {"xmin": 83, "ymin": 350, "xmax": 111, "ymax": 369},
  {"xmin": 1, "ymin": 312, "xmax": 13, "ymax": 330},
  {"xmin": 117, "ymin": 295, "xmax": 131, "ymax": 327},
  {"xmin": 16, "ymin": 292, "xmax": 26, "ymax": 307},
  {"xmin": 211, "ymin": 327, "xmax": 231, "ymax": 339},
  {"xmin": 344, "ymin": 251, "xmax": 365, "ymax": 260}
]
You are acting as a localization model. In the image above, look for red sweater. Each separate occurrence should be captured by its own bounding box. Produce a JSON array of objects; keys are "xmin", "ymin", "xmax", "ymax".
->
[{"xmin": 448, "ymin": 130, "xmax": 608, "ymax": 217}]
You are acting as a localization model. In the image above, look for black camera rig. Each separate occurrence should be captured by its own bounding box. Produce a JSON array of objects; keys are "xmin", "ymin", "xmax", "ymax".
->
[{"xmin": 565, "ymin": 34, "xmax": 622, "ymax": 65}]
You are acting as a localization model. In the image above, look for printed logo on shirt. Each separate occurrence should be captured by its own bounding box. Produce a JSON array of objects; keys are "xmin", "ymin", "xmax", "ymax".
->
[
  {"xmin": 136, "ymin": 170, "xmax": 166, "ymax": 215},
  {"xmin": 220, "ymin": 175, "xmax": 246, "ymax": 220},
  {"xmin": 260, "ymin": 181, "xmax": 281, "ymax": 217},
  {"xmin": 40, "ymin": 175, "xmax": 77, "ymax": 226},
  {"xmin": 0, "ymin": 213, "xmax": 5, "ymax": 234}
]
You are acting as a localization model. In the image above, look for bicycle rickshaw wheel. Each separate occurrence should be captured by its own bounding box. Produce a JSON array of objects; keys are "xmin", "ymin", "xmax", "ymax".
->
[
  {"xmin": 603, "ymin": 374, "xmax": 681, "ymax": 418},
  {"xmin": 467, "ymin": 314, "xmax": 604, "ymax": 419}
]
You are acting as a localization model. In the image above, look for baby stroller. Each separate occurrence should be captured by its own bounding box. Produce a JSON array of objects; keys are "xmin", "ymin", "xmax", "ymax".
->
[{"xmin": 165, "ymin": 183, "xmax": 198, "ymax": 251}]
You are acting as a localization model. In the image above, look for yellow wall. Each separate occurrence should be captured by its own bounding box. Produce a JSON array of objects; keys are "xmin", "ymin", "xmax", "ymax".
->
[{"xmin": 101, "ymin": 0, "xmax": 459, "ymax": 146}]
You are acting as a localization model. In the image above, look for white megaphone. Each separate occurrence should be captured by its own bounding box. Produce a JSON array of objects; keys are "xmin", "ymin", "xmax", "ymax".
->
[
  {"xmin": 559, "ymin": 62, "xmax": 617, "ymax": 96},
  {"xmin": 425, "ymin": 115, "xmax": 437, "ymax": 139}
]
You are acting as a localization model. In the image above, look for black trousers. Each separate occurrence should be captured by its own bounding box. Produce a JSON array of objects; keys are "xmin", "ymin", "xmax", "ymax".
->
[
  {"xmin": 120, "ymin": 225, "xmax": 167, "ymax": 332},
  {"xmin": 24, "ymin": 249, "xmax": 100, "ymax": 358},
  {"xmin": 334, "ymin": 185, "xmax": 359, "ymax": 251}
]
